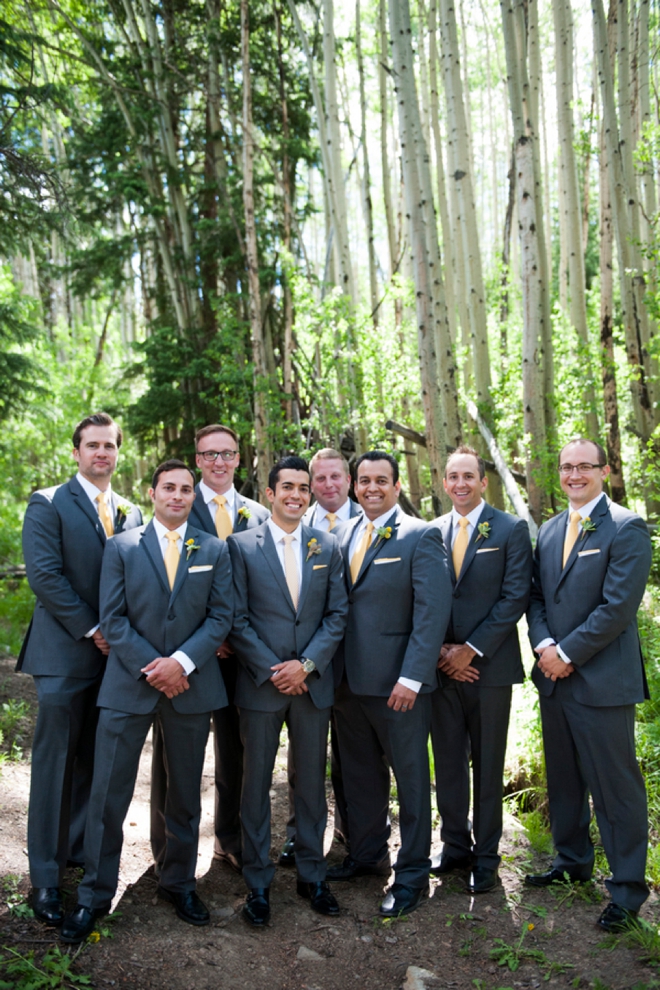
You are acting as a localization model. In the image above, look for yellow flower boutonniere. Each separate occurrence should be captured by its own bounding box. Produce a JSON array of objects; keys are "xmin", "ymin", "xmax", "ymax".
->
[
  {"xmin": 185, "ymin": 538, "xmax": 201, "ymax": 560},
  {"xmin": 306, "ymin": 538, "xmax": 322, "ymax": 562},
  {"xmin": 580, "ymin": 517, "xmax": 596, "ymax": 540},
  {"xmin": 476, "ymin": 521, "xmax": 491, "ymax": 543},
  {"xmin": 238, "ymin": 506, "xmax": 251, "ymax": 521},
  {"xmin": 373, "ymin": 525, "xmax": 392, "ymax": 550},
  {"xmin": 116, "ymin": 503, "xmax": 130, "ymax": 517}
]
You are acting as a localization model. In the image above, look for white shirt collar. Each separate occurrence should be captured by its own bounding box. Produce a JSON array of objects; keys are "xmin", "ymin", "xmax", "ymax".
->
[
  {"xmin": 450, "ymin": 499, "xmax": 485, "ymax": 531},
  {"xmin": 267, "ymin": 518, "xmax": 303, "ymax": 544},
  {"xmin": 153, "ymin": 517, "xmax": 188, "ymax": 547},
  {"xmin": 76, "ymin": 472, "xmax": 112, "ymax": 507},
  {"xmin": 356, "ymin": 506, "xmax": 396, "ymax": 533},
  {"xmin": 199, "ymin": 480, "xmax": 236, "ymax": 510},
  {"xmin": 313, "ymin": 498, "xmax": 352, "ymax": 526},
  {"xmin": 566, "ymin": 492, "xmax": 607, "ymax": 522}
]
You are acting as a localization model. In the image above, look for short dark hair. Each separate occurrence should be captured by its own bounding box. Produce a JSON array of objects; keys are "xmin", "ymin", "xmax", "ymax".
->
[
  {"xmin": 72, "ymin": 413, "xmax": 122, "ymax": 450},
  {"xmin": 151, "ymin": 459, "xmax": 196, "ymax": 490},
  {"xmin": 195, "ymin": 423, "xmax": 239, "ymax": 449},
  {"xmin": 559, "ymin": 438, "xmax": 607, "ymax": 467},
  {"xmin": 445, "ymin": 445, "xmax": 486, "ymax": 480},
  {"xmin": 355, "ymin": 450, "xmax": 399, "ymax": 484},
  {"xmin": 268, "ymin": 455, "xmax": 310, "ymax": 491},
  {"xmin": 309, "ymin": 447, "xmax": 350, "ymax": 477}
]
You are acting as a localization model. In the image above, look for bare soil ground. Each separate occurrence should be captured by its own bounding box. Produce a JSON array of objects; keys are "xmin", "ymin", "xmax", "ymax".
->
[{"xmin": 0, "ymin": 654, "xmax": 658, "ymax": 990}]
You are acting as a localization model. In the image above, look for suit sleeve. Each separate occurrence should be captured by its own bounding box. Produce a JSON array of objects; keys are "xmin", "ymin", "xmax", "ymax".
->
[
  {"xmin": 298, "ymin": 541, "xmax": 349, "ymax": 674},
  {"xmin": 99, "ymin": 538, "xmax": 160, "ymax": 676},
  {"xmin": 467, "ymin": 519, "xmax": 533, "ymax": 660},
  {"xmin": 400, "ymin": 527, "xmax": 452, "ymax": 685},
  {"xmin": 176, "ymin": 540, "xmax": 234, "ymax": 668},
  {"xmin": 558, "ymin": 514, "xmax": 651, "ymax": 665},
  {"xmin": 22, "ymin": 493, "xmax": 98, "ymax": 641},
  {"xmin": 227, "ymin": 537, "xmax": 286, "ymax": 686}
]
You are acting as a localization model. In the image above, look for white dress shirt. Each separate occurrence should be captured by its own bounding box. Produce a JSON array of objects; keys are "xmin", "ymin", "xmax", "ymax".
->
[
  {"xmin": 77, "ymin": 472, "xmax": 113, "ymax": 639},
  {"xmin": 309, "ymin": 498, "xmax": 353, "ymax": 532},
  {"xmin": 199, "ymin": 480, "xmax": 236, "ymax": 527},
  {"xmin": 152, "ymin": 518, "xmax": 195, "ymax": 674},
  {"xmin": 267, "ymin": 518, "xmax": 303, "ymax": 584}
]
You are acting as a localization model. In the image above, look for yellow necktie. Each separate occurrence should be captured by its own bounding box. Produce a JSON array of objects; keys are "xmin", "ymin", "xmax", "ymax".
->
[
  {"xmin": 164, "ymin": 531, "xmax": 181, "ymax": 590},
  {"xmin": 350, "ymin": 522, "xmax": 374, "ymax": 583},
  {"xmin": 282, "ymin": 534, "xmax": 299, "ymax": 609},
  {"xmin": 452, "ymin": 517, "xmax": 470, "ymax": 576},
  {"xmin": 563, "ymin": 510, "xmax": 582, "ymax": 567},
  {"xmin": 326, "ymin": 512, "xmax": 337, "ymax": 531},
  {"xmin": 96, "ymin": 491, "xmax": 114, "ymax": 537},
  {"xmin": 213, "ymin": 495, "xmax": 233, "ymax": 540}
]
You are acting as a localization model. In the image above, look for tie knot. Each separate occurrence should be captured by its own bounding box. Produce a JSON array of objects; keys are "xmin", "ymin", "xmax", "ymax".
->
[
  {"xmin": 570, "ymin": 511, "xmax": 581, "ymax": 523},
  {"xmin": 365, "ymin": 522, "xmax": 374, "ymax": 534},
  {"xmin": 283, "ymin": 534, "xmax": 295, "ymax": 545},
  {"xmin": 96, "ymin": 492, "xmax": 106, "ymax": 504},
  {"xmin": 165, "ymin": 531, "xmax": 180, "ymax": 543},
  {"xmin": 458, "ymin": 517, "xmax": 469, "ymax": 529},
  {"xmin": 213, "ymin": 495, "xmax": 226, "ymax": 507}
]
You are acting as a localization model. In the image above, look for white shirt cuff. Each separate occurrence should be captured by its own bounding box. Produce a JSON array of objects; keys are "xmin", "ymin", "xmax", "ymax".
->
[
  {"xmin": 535, "ymin": 637, "xmax": 555, "ymax": 651},
  {"xmin": 465, "ymin": 640, "xmax": 483, "ymax": 658},
  {"xmin": 398, "ymin": 676, "xmax": 421, "ymax": 694},
  {"xmin": 85, "ymin": 625, "xmax": 100, "ymax": 639},
  {"xmin": 556, "ymin": 643, "xmax": 572, "ymax": 665},
  {"xmin": 172, "ymin": 650, "xmax": 195, "ymax": 675}
]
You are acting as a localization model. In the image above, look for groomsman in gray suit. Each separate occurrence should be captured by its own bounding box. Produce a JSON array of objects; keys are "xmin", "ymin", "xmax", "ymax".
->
[
  {"xmin": 227, "ymin": 455, "xmax": 348, "ymax": 926},
  {"xmin": 328, "ymin": 451, "xmax": 451, "ymax": 918},
  {"xmin": 526, "ymin": 438, "xmax": 651, "ymax": 932},
  {"xmin": 150, "ymin": 424, "xmax": 268, "ymax": 875},
  {"xmin": 19, "ymin": 413, "xmax": 142, "ymax": 926},
  {"xmin": 60, "ymin": 460, "xmax": 233, "ymax": 943},
  {"xmin": 431, "ymin": 446, "xmax": 532, "ymax": 893},
  {"xmin": 280, "ymin": 447, "xmax": 361, "ymax": 866}
]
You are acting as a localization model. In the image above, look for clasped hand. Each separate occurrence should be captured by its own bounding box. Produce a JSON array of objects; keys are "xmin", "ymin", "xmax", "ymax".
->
[
  {"xmin": 438, "ymin": 642, "xmax": 480, "ymax": 682},
  {"xmin": 271, "ymin": 659, "xmax": 309, "ymax": 695},
  {"xmin": 141, "ymin": 657, "xmax": 190, "ymax": 698},
  {"xmin": 535, "ymin": 644, "xmax": 574, "ymax": 680}
]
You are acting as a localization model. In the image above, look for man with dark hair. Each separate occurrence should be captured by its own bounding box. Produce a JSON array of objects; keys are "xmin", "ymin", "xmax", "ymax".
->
[
  {"xmin": 431, "ymin": 446, "xmax": 532, "ymax": 893},
  {"xmin": 526, "ymin": 438, "xmax": 651, "ymax": 932},
  {"xmin": 150, "ymin": 424, "xmax": 268, "ymax": 875},
  {"xmin": 328, "ymin": 451, "xmax": 451, "ymax": 918},
  {"xmin": 227, "ymin": 455, "xmax": 348, "ymax": 926},
  {"xmin": 19, "ymin": 413, "xmax": 142, "ymax": 927},
  {"xmin": 61, "ymin": 460, "xmax": 233, "ymax": 942}
]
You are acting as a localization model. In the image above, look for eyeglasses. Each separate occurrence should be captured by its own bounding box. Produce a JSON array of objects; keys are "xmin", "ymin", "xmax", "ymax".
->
[
  {"xmin": 558, "ymin": 463, "xmax": 604, "ymax": 475},
  {"xmin": 197, "ymin": 450, "xmax": 238, "ymax": 463}
]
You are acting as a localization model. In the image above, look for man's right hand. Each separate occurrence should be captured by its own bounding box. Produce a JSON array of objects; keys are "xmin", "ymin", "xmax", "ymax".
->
[
  {"xmin": 217, "ymin": 640, "xmax": 234, "ymax": 659},
  {"xmin": 92, "ymin": 629, "xmax": 111, "ymax": 656},
  {"xmin": 141, "ymin": 657, "xmax": 190, "ymax": 698}
]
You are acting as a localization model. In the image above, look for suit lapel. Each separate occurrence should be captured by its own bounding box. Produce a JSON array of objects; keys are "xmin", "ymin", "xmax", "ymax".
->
[
  {"xmin": 454, "ymin": 503, "xmax": 495, "ymax": 589},
  {"xmin": 233, "ymin": 494, "xmax": 250, "ymax": 533},
  {"xmin": 556, "ymin": 494, "xmax": 608, "ymax": 585},
  {"xmin": 68, "ymin": 477, "xmax": 107, "ymax": 547},
  {"xmin": 169, "ymin": 526, "xmax": 202, "ymax": 605},
  {"xmin": 140, "ymin": 522, "xmax": 170, "ymax": 597},
  {"xmin": 192, "ymin": 487, "xmax": 216, "ymax": 535},
  {"xmin": 352, "ymin": 508, "xmax": 399, "ymax": 588},
  {"xmin": 339, "ymin": 516, "xmax": 361, "ymax": 585},
  {"xmin": 438, "ymin": 515, "xmax": 456, "ymax": 584},
  {"xmin": 296, "ymin": 525, "xmax": 317, "ymax": 614},
  {"xmin": 257, "ymin": 527, "xmax": 297, "ymax": 614}
]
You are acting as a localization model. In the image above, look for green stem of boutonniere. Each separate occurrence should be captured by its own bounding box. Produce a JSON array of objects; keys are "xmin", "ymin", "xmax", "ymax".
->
[
  {"xmin": 238, "ymin": 506, "xmax": 251, "ymax": 521},
  {"xmin": 579, "ymin": 517, "xmax": 596, "ymax": 540},
  {"xmin": 185, "ymin": 539, "xmax": 200, "ymax": 560},
  {"xmin": 475, "ymin": 521, "xmax": 491, "ymax": 543},
  {"xmin": 305, "ymin": 538, "xmax": 323, "ymax": 563},
  {"xmin": 373, "ymin": 525, "xmax": 393, "ymax": 551}
]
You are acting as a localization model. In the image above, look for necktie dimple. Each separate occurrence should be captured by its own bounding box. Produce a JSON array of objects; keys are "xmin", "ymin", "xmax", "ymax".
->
[
  {"xmin": 325, "ymin": 512, "xmax": 337, "ymax": 531},
  {"xmin": 452, "ymin": 516, "xmax": 470, "ymax": 576},
  {"xmin": 213, "ymin": 495, "xmax": 233, "ymax": 540},
  {"xmin": 563, "ymin": 510, "xmax": 582, "ymax": 567},
  {"xmin": 282, "ymin": 534, "xmax": 299, "ymax": 609},
  {"xmin": 96, "ymin": 491, "xmax": 114, "ymax": 537},
  {"xmin": 164, "ymin": 531, "xmax": 181, "ymax": 590},
  {"xmin": 350, "ymin": 521, "xmax": 374, "ymax": 583}
]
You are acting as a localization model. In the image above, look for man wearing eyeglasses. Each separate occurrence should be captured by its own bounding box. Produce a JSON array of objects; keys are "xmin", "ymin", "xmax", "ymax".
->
[
  {"xmin": 526, "ymin": 438, "xmax": 651, "ymax": 933},
  {"xmin": 150, "ymin": 424, "xmax": 269, "ymax": 875}
]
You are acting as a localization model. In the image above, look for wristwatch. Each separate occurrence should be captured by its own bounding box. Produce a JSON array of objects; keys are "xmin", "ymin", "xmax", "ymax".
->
[{"xmin": 301, "ymin": 658, "xmax": 316, "ymax": 674}]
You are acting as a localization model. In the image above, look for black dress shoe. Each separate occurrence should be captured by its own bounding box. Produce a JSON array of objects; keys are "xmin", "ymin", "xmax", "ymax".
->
[
  {"xmin": 242, "ymin": 888, "xmax": 270, "ymax": 927},
  {"xmin": 525, "ymin": 867, "xmax": 589, "ymax": 887},
  {"xmin": 60, "ymin": 904, "xmax": 110, "ymax": 944},
  {"xmin": 213, "ymin": 850, "xmax": 243, "ymax": 874},
  {"xmin": 597, "ymin": 902, "xmax": 640, "ymax": 933},
  {"xmin": 279, "ymin": 837, "xmax": 296, "ymax": 867},
  {"xmin": 326, "ymin": 855, "xmax": 391, "ymax": 881},
  {"xmin": 429, "ymin": 853, "xmax": 472, "ymax": 876},
  {"xmin": 32, "ymin": 887, "xmax": 63, "ymax": 926},
  {"xmin": 296, "ymin": 880, "xmax": 340, "ymax": 915},
  {"xmin": 379, "ymin": 883, "xmax": 428, "ymax": 918},
  {"xmin": 467, "ymin": 867, "xmax": 499, "ymax": 893},
  {"xmin": 157, "ymin": 887, "xmax": 210, "ymax": 926}
]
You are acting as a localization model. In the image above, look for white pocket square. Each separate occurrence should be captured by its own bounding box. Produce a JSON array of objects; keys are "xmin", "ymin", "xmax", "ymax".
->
[
  {"xmin": 374, "ymin": 557, "xmax": 402, "ymax": 564},
  {"xmin": 476, "ymin": 547, "xmax": 500, "ymax": 553},
  {"xmin": 313, "ymin": 564, "xmax": 328, "ymax": 570},
  {"xmin": 188, "ymin": 564, "xmax": 213, "ymax": 572},
  {"xmin": 577, "ymin": 548, "xmax": 601, "ymax": 557}
]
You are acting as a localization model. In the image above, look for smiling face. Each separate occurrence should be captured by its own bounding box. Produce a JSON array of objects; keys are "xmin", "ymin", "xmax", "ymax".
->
[
  {"xmin": 355, "ymin": 459, "xmax": 401, "ymax": 521},
  {"xmin": 310, "ymin": 457, "xmax": 351, "ymax": 514},
  {"xmin": 443, "ymin": 453, "xmax": 488, "ymax": 516},
  {"xmin": 559, "ymin": 440, "xmax": 610, "ymax": 509},
  {"xmin": 195, "ymin": 430, "xmax": 240, "ymax": 495},
  {"xmin": 149, "ymin": 469, "xmax": 196, "ymax": 530},
  {"xmin": 72, "ymin": 425, "xmax": 119, "ymax": 488},
  {"xmin": 266, "ymin": 469, "xmax": 311, "ymax": 531}
]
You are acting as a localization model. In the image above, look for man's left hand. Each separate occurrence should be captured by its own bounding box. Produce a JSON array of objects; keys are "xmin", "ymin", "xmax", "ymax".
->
[
  {"xmin": 438, "ymin": 643, "xmax": 479, "ymax": 681},
  {"xmin": 387, "ymin": 682, "xmax": 417, "ymax": 712},
  {"xmin": 270, "ymin": 660, "xmax": 309, "ymax": 695},
  {"xmin": 537, "ymin": 645, "xmax": 574, "ymax": 681},
  {"xmin": 141, "ymin": 657, "xmax": 190, "ymax": 697}
]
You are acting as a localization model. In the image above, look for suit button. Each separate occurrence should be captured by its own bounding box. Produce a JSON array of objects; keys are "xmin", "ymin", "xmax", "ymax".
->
[
  {"xmin": 168, "ymin": 611, "xmax": 175, "ymax": 620},
  {"xmin": 453, "ymin": 591, "xmax": 460, "ymax": 598},
  {"xmin": 348, "ymin": 597, "xmax": 354, "ymax": 604},
  {"xmin": 296, "ymin": 620, "xmax": 301, "ymax": 626},
  {"xmin": 554, "ymin": 597, "xmax": 561, "ymax": 605}
]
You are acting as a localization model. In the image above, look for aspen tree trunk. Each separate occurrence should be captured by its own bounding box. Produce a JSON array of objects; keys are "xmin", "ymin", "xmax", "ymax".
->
[
  {"xmin": 275, "ymin": 1, "xmax": 294, "ymax": 422},
  {"xmin": 500, "ymin": 0, "xmax": 549, "ymax": 523},
  {"xmin": 241, "ymin": 0, "xmax": 271, "ymax": 499},
  {"xmin": 356, "ymin": 0, "xmax": 379, "ymax": 325},
  {"xmin": 389, "ymin": 0, "xmax": 452, "ymax": 513},
  {"xmin": 553, "ymin": 0, "xmax": 598, "ymax": 435}
]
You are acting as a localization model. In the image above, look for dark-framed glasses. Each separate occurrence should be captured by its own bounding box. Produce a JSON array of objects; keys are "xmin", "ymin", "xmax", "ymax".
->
[
  {"xmin": 558, "ymin": 462, "xmax": 603, "ymax": 476},
  {"xmin": 198, "ymin": 450, "xmax": 238, "ymax": 463}
]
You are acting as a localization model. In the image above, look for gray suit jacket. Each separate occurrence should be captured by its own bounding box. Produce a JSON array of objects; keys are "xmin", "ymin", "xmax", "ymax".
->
[
  {"xmin": 18, "ymin": 476, "xmax": 142, "ymax": 677},
  {"xmin": 188, "ymin": 485, "xmax": 269, "ymax": 536},
  {"xmin": 97, "ymin": 521, "xmax": 233, "ymax": 715},
  {"xmin": 302, "ymin": 499, "xmax": 362, "ymax": 528},
  {"xmin": 335, "ymin": 507, "xmax": 452, "ymax": 696},
  {"xmin": 433, "ymin": 504, "xmax": 532, "ymax": 687},
  {"xmin": 527, "ymin": 494, "xmax": 651, "ymax": 706},
  {"xmin": 227, "ymin": 523, "xmax": 349, "ymax": 711}
]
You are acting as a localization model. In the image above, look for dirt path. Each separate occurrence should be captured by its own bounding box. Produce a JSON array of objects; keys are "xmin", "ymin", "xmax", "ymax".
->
[{"xmin": 0, "ymin": 656, "xmax": 657, "ymax": 990}]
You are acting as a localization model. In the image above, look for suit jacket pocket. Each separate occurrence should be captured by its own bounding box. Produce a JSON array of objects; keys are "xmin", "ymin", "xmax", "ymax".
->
[
  {"xmin": 313, "ymin": 564, "xmax": 328, "ymax": 570},
  {"xmin": 374, "ymin": 557, "xmax": 402, "ymax": 564},
  {"xmin": 189, "ymin": 564, "xmax": 213, "ymax": 572},
  {"xmin": 577, "ymin": 548, "xmax": 601, "ymax": 557},
  {"xmin": 475, "ymin": 547, "xmax": 500, "ymax": 554}
]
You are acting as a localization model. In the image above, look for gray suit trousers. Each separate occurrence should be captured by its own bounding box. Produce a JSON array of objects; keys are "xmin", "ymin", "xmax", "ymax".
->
[
  {"xmin": 431, "ymin": 683, "xmax": 512, "ymax": 870},
  {"xmin": 29, "ymin": 673, "xmax": 101, "ymax": 887},
  {"xmin": 239, "ymin": 695, "xmax": 330, "ymax": 889},
  {"xmin": 334, "ymin": 681, "xmax": 432, "ymax": 889},
  {"xmin": 77, "ymin": 699, "xmax": 210, "ymax": 910},
  {"xmin": 540, "ymin": 677, "xmax": 648, "ymax": 910}
]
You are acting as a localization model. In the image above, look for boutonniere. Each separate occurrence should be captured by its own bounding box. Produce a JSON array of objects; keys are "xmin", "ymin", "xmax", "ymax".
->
[
  {"xmin": 116, "ymin": 502, "xmax": 131, "ymax": 518},
  {"xmin": 373, "ymin": 525, "xmax": 393, "ymax": 550},
  {"xmin": 580, "ymin": 517, "xmax": 597, "ymax": 539},
  {"xmin": 237, "ymin": 505, "xmax": 251, "ymax": 521},
  {"xmin": 185, "ymin": 538, "xmax": 201, "ymax": 560},
  {"xmin": 305, "ymin": 537, "xmax": 322, "ymax": 562},
  {"xmin": 476, "ymin": 521, "xmax": 491, "ymax": 543}
]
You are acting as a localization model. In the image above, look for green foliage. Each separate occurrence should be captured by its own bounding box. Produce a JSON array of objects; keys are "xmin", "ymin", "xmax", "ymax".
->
[
  {"xmin": 2, "ymin": 875, "xmax": 33, "ymax": 920},
  {"xmin": 0, "ymin": 945, "xmax": 91, "ymax": 989},
  {"xmin": 0, "ymin": 699, "xmax": 31, "ymax": 763}
]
